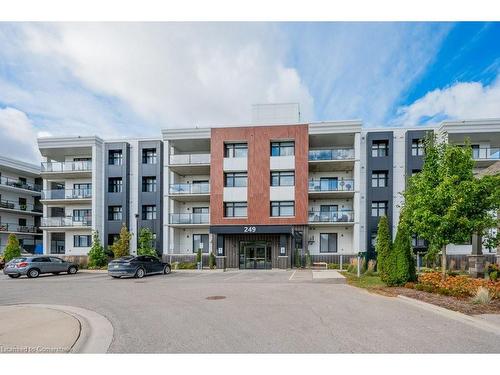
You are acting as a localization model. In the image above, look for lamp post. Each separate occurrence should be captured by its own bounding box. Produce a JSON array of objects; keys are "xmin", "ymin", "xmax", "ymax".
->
[{"xmin": 134, "ymin": 213, "xmax": 139, "ymax": 255}]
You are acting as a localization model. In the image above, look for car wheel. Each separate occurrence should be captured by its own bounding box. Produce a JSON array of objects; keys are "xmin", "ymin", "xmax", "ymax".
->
[
  {"xmin": 135, "ymin": 267, "xmax": 145, "ymax": 278},
  {"xmin": 163, "ymin": 265, "xmax": 171, "ymax": 275},
  {"xmin": 27, "ymin": 268, "xmax": 40, "ymax": 278},
  {"xmin": 8, "ymin": 274, "xmax": 20, "ymax": 279},
  {"xmin": 67, "ymin": 266, "xmax": 78, "ymax": 275}
]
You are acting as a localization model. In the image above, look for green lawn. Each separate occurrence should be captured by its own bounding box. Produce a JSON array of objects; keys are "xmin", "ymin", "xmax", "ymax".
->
[{"xmin": 343, "ymin": 272, "xmax": 386, "ymax": 290}]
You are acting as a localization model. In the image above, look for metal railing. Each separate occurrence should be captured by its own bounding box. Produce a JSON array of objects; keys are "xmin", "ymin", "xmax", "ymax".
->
[
  {"xmin": 41, "ymin": 216, "xmax": 92, "ymax": 227},
  {"xmin": 308, "ymin": 210, "xmax": 354, "ymax": 223},
  {"xmin": 308, "ymin": 179, "xmax": 354, "ymax": 192},
  {"xmin": 169, "ymin": 183, "xmax": 210, "ymax": 195},
  {"xmin": 169, "ymin": 213, "xmax": 209, "ymax": 224},
  {"xmin": 309, "ymin": 148, "xmax": 355, "ymax": 161},
  {"xmin": 0, "ymin": 176, "xmax": 42, "ymax": 192},
  {"xmin": 42, "ymin": 189, "xmax": 92, "ymax": 200},
  {"xmin": 472, "ymin": 147, "xmax": 500, "ymax": 160},
  {"xmin": 0, "ymin": 223, "xmax": 39, "ymax": 233},
  {"xmin": 0, "ymin": 199, "xmax": 42, "ymax": 213},
  {"xmin": 41, "ymin": 160, "xmax": 92, "ymax": 173},
  {"xmin": 169, "ymin": 153, "xmax": 211, "ymax": 165}
]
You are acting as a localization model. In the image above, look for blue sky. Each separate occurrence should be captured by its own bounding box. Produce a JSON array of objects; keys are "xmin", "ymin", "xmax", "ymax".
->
[{"xmin": 0, "ymin": 22, "xmax": 499, "ymax": 162}]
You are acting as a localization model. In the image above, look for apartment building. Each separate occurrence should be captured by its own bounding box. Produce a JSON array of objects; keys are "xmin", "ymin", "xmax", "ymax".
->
[{"xmin": 0, "ymin": 156, "xmax": 43, "ymax": 254}]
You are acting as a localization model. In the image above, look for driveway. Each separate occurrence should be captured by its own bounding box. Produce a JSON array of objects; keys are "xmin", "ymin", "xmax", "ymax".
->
[{"xmin": 1, "ymin": 270, "xmax": 499, "ymax": 353}]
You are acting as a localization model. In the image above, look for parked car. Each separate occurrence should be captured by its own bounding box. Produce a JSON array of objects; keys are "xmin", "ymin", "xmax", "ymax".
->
[
  {"xmin": 108, "ymin": 255, "xmax": 171, "ymax": 278},
  {"xmin": 3, "ymin": 256, "xmax": 78, "ymax": 278}
]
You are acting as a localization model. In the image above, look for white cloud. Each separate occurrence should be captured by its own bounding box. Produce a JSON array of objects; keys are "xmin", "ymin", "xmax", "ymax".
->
[
  {"xmin": 0, "ymin": 107, "xmax": 41, "ymax": 163},
  {"xmin": 394, "ymin": 76, "xmax": 500, "ymax": 125}
]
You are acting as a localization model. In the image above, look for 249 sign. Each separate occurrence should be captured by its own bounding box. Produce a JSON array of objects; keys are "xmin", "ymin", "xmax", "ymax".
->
[{"xmin": 243, "ymin": 226, "xmax": 257, "ymax": 233}]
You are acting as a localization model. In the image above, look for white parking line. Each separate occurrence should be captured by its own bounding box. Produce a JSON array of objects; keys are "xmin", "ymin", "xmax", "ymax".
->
[
  {"xmin": 288, "ymin": 270, "xmax": 297, "ymax": 281},
  {"xmin": 223, "ymin": 272, "xmax": 243, "ymax": 281}
]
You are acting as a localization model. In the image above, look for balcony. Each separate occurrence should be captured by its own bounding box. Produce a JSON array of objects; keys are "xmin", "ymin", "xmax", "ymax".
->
[
  {"xmin": 0, "ymin": 199, "xmax": 42, "ymax": 215},
  {"xmin": 41, "ymin": 216, "xmax": 92, "ymax": 228},
  {"xmin": 308, "ymin": 210, "xmax": 354, "ymax": 225},
  {"xmin": 472, "ymin": 147, "xmax": 500, "ymax": 167},
  {"xmin": 0, "ymin": 223, "xmax": 40, "ymax": 234},
  {"xmin": 41, "ymin": 161, "xmax": 92, "ymax": 178},
  {"xmin": 41, "ymin": 189, "xmax": 92, "ymax": 202},
  {"xmin": 308, "ymin": 179, "xmax": 354, "ymax": 199},
  {"xmin": 0, "ymin": 176, "xmax": 42, "ymax": 193},
  {"xmin": 309, "ymin": 148, "xmax": 355, "ymax": 172},
  {"xmin": 168, "ymin": 153, "xmax": 211, "ymax": 174},
  {"xmin": 169, "ymin": 183, "xmax": 210, "ymax": 202},
  {"xmin": 169, "ymin": 213, "xmax": 209, "ymax": 226}
]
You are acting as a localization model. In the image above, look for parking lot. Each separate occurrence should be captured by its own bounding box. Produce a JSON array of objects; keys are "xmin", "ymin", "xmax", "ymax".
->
[{"xmin": 1, "ymin": 270, "xmax": 500, "ymax": 353}]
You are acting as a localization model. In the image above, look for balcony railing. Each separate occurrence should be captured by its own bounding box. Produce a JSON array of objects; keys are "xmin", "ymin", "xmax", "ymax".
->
[
  {"xmin": 472, "ymin": 147, "xmax": 500, "ymax": 160},
  {"xmin": 41, "ymin": 161, "xmax": 92, "ymax": 173},
  {"xmin": 169, "ymin": 153, "xmax": 211, "ymax": 165},
  {"xmin": 309, "ymin": 179, "xmax": 354, "ymax": 192},
  {"xmin": 169, "ymin": 183, "xmax": 210, "ymax": 195},
  {"xmin": 309, "ymin": 148, "xmax": 355, "ymax": 161},
  {"xmin": 0, "ymin": 199, "xmax": 42, "ymax": 213},
  {"xmin": 308, "ymin": 210, "xmax": 354, "ymax": 223},
  {"xmin": 169, "ymin": 213, "xmax": 209, "ymax": 224},
  {"xmin": 0, "ymin": 176, "xmax": 42, "ymax": 192},
  {"xmin": 42, "ymin": 189, "xmax": 92, "ymax": 200},
  {"xmin": 41, "ymin": 216, "xmax": 92, "ymax": 227},
  {"xmin": 0, "ymin": 223, "xmax": 39, "ymax": 233}
]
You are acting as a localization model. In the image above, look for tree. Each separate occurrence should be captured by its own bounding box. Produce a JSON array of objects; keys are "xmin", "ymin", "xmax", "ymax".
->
[
  {"xmin": 137, "ymin": 228, "xmax": 157, "ymax": 256},
  {"xmin": 3, "ymin": 233, "xmax": 21, "ymax": 262},
  {"xmin": 209, "ymin": 252, "xmax": 216, "ymax": 269},
  {"xmin": 404, "ymin": 135, "xmax": 500, "ymax": 277},
  {"xmin": 196, "ymin": 248, "xmax": 202, "ymax": 264},
  {"xmin": 110, "ymin": 224, "xmax": 132, "ymax": 258},
  {"xmin": 87, "ymin": 231, "xmax": 108, "ymax": 269},
  {"xmin": 375, "ymin": 215, "xmax": 391, "ymax": 282}
]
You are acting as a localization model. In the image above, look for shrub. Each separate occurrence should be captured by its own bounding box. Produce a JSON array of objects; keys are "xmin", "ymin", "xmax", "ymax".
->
[
  {"xmin": 137, "ymin": 228, "xmax": 157, "ymax": 256},
  {"xmin": 305, "ymin": 251, "xmax": 312, "ymax": 268},
  {"xmin": 87, "ymin": 231, "xmax": 108, "ymax": 269},
  {"xmin": 490, "ymin": 271, "xmax": 498, "ymax": 282},
  {"xmin": 327, "ymin": 263, "xmax": 339, "ymax": 270},
  {"xmin": 487, "ymin": 264, "xmax": 499, "ymax": 281},
  {"xmin": 3, "ymin": 234, "xmax": 21, "ymax": 262},
  {"xmin": 209, "ymin": 252, "xmax": 216, "ymax": 269},
  {"xmin": 110, "ymin": 224, "xmax": 132, "ymax": 258},
  {"xmin": 471, "ymin": 287, "xmax": 492, "ymax": 305},
  {"xmin": 375, "ymin": 216, "xmax": 391, "ymax": 282},
  {"xmin": 177, "ymin": 262, "xmax": 197, "ymax": 269},
  {"xmin": 196, "ymin": 249, "xmax": 202, "ymax": 264},
  {"xmin": 404, "ymin": 282, "xmax": 415, "ymax": 289},
  {"xmin": 417, "ymin": 272, "xmax": 500, "ymax": 299},
  {"xmin": 294, "ymin": 248, "xmax": 301, "ymax": 268}
]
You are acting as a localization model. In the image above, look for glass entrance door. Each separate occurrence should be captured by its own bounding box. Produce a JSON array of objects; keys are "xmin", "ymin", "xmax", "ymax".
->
[{"xmin": 239, "ymin": 242, "xmax": 272, "ymax": 269}]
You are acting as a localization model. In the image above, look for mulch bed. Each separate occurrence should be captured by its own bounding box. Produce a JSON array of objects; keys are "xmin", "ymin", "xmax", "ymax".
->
[{"xmin": 369, "ymin": 286, "xmax": 500, "ymax": 315}]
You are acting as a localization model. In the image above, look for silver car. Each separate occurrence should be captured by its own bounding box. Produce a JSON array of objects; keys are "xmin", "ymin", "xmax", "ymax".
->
[{"xmin": 3, "ymin": 256, "xmax": 78, "ymax": 278}]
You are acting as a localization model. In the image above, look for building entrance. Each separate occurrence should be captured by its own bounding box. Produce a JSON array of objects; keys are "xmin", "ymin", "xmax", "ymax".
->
[{"xmin": 239, "ymin": 241, "xmax": 272, "ymax": 269}]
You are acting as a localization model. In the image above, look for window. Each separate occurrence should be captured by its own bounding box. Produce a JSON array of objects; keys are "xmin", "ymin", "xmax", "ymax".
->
[
  {"xmin": 142, "ymin": 205, "xmax": 157, "ymax": 220},
  {"xmin": 270, "ymin": 201, "xmax": 295, "ymax": 217},
  {"xmin": 224, "ymin": 172, "xmax": 247, "ymax": 187},
  {"xmin": 108, "ymin": 206, "xmax": 123, "ymax": 221},
  {"xmin": 73, "ymin": 209, "xmax": 91, "ymax": 222},
  {"xmin": 18, "ymin": 218, "xmax": 27, "ymax": 226},
  {"xmin": 108, "ymin": 234, "xmax": 119, "ymax": 246},
  {"xmin": 224, "ymin": 202, "xmax": 247, "ymax": 217},
  {"xmin": 371, "ymin": 201, "xmax": 388, "ymax": 217},
  {"xmin": 319, "ymin": 177, "xmax": 338, "ymax": 191},
  {"xmin": 411, "ymin": 139, "xmax": 424, "ymax": 156},
  {"xmin": 49, "ymin": 257, "xmax": 63, "ymax": 263},
  {"xmin": 371, "ymin": 171, "xmax": 388, "ymax": 188},
  {"xmin": 370, "ymin": 232, "xmax": 378, "ymax": 249},
  {"xmin": 271, "ymin": 141, "xmax": 295, "ymax": 156},
  {"xmin": 74, "ymin": 235, "xmax": 92, "ymax": 247},
  {"xmin": 271, "ymin": 171, "xmax": 295, "ymax": 186},
  {"xmin": 320, "ymin": 233, "xmax": 338, "ymax": 253},
  {"xmin": 108, "ymin": 177, "xmax": 123, "ymax": 193},
  {"xmin": 142, "ymin": 176, "xmax": 157, "ymax": 192},
  {"xmin": 74, "ymin": 183, "xmax": 91, "ymax": 190},
  {"xmin": 108, "ymin": 150, "xmax": 123, "ymax": 165},
  {"xmin": 193, "ymin": 207, "xmax": 209, "ymax": 214},
  {"xmin": 73, "ymin": 157, "xmax": 91, "ymax": 162},
  {"xmin": 193, "ymin": 234, "xmax": 209, "ymax": 253},
  {"xmin": 224, "ymin": 143, "xmax": 248, "ymax": 158},
  {"xmin": 19, "ymin": 197, "xmax": 26, "ymax": 210},
  {"xmin": 142, "ymin": 148, "xmax": 157, "ymax": 164},
  {"xmin": 471, "ymin": 144, "xmax": 480, "ymax": 159},
  {"xmin": 371, "ymin": 140, "xmax": 388, "ymax": 157}
]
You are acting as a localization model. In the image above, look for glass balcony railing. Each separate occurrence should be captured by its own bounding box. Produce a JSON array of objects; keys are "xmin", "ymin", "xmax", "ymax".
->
[
  {"xmin": 41, "ymin": 161, "xmax": 92, "ymax": 173},
  {"xmin": 472, "ymin": 147, "xmax": 500, "ymax": 160},
  {"xmin": 0, "ymin": 223, "xmax": 39, "ymax": 233},
  {"xmin": 0, "ymin": 199, "xmax": 42, "ymax": 213},
  {"xmin": 169, "ymin": 213, "xmax": 209, "ymax": 224},
  {"xmin": 309, "ymin": 148, "xmax": 355, "ymax": 161},
  {"xmin": 169, "ymin": 183, "xmax": 210, "ymax": 195},
  {"xmin": 42, "ymin": 189, "xmax": 92, "ymax": 200},
  {"xmin": 309, "ymin": 179, "xmax": 354, "ymax": 192},
  {"xmin": 308, "ymin": 210, "xmax": 354, "ymax": 223},
  {"xmin": 169, "ymin": 154, "xmax": 211, "ymax": 165},
  {"xmin": 41, "ymin": 216, "xmax": 92, "ymax": 227},
  {"xmin": 0, "ymin": 176, "xmax": 42, "ymax": 192}
]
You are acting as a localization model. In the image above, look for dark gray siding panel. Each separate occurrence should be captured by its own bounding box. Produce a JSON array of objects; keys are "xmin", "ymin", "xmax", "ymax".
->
[{"xmin": 405, "ymin": 129, "xmax": 433, "ymax": 181}]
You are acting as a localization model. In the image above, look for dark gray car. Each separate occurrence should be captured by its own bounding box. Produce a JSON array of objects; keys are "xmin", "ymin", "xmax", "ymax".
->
[
  {"xmin": 3, "ymin": 256, "xmax": 78, "ymax": 278},
  {"xmin": 108, "ymin": 255, "xmax": 171, "ymax": 278}
]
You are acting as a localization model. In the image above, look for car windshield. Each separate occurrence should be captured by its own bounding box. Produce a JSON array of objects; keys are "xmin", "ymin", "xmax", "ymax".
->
[{"xmin": 10, "ymin": 257, "xmax": 27, "ymax": 263}]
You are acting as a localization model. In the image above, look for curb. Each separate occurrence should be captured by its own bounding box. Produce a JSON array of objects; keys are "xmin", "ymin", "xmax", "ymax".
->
[
  {"xmin": 20, "ymin": 304, "xmax": 114, "ymax": 353},
  {"xmin": 397, "ymin": 295, "xmax": 500, "ymax": 336}
]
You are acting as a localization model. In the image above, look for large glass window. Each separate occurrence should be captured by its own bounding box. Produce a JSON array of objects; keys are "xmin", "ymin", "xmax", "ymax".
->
[
  {"xmin": 371, "ymin": 201, "xmax": 388, "ymax": 217},
  {"xmin": 142, "ymin": 176, "xmax": 157, "ymax": 192},
  {"xmin": 108, "ymin": 150, "xmax": 123, "ymax": 165},
  {"xmin": 108, "ymin": 177, "xmax": 123, "ymax": 193},
  {"xmin": 270, "ymin": 201, "xmax": 295, "ymax": 217},
  {"xmin": 73, "ymin": 209, "xmax": 91, "ymax": 222},
  {"xmin": 108, "ymin": 206, "xmax": 123, "ymax": 221},
  {"xmin": 271, "ymin": 171, "xmax": 295, "ymax": 186},
  {"xmin": 224, "ymin": 202, "xmax": 247, "ymax": 217},
  {"xmin": 224, "ymin": 172, "xmax": 248, "ymax": 187},
  {"xmin": 193, "ymin": 234, "xmax": 209, "ymax": 253},
  {"xmin": 142, "ymin": 205, "xmax": 157, "ymax": 220},
  {"xmin": 320, "ymin": 233, "xmax": 337, "ymax": 253},
  {"xmin": 411, "ymin": 139, "xmax": 424, "ymax": 156},
  {"xmin": 142, "ymin": 148, "xmax": 157, "ymax": 164},
  {"xmin": 371, "ymin": 140, "xmax": 388, "ymax": 157},
  {"xmin": 371, "ymin": 171, "xmax": 388, "ymax": 188},
  {"xmin": 224, "ymin": 143, "xmax": 248, "ymax": 158},
  {"xmin": 74, "ymin": 235, "xmax": 92, "ymax": 247},
  {"xmin": 271, "ymin": 141, "xmax": 295, "ymax": 156}
]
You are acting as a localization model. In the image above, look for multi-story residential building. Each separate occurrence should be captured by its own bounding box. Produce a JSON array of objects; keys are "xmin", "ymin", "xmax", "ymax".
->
[{"xmin": 0, "ymin": 156, "xmax": 43, "ymax": 254}]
